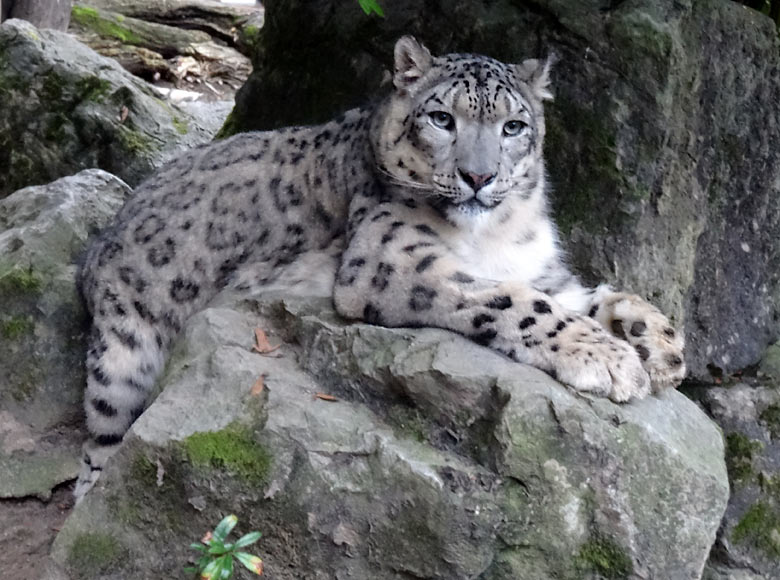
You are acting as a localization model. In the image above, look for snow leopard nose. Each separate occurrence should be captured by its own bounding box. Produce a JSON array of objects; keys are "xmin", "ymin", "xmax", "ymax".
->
[{"xmin": 458, "ymin": 169, "xmax": 496, "ymax": 192}]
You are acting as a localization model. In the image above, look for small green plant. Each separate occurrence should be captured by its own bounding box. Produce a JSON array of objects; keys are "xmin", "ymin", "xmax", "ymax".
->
[
  {"xmin": 358, "ymin": 0, "xmax": 384, "ymax": 17},
  {"xmin": 186, "ymin": 514, "xmax": 263, "ymax": 579}
]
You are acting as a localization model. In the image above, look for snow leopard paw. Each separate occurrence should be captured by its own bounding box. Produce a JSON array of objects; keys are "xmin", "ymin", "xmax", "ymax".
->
[
  {"xmin": 600, "ymin": 294, "xmax": 686, "ymax": 394},
  {"xmin": 547, "ymin": 315, "xmax": 651, "ymax": 403}
]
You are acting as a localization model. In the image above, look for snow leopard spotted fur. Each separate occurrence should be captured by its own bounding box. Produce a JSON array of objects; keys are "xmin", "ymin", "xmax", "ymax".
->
[{"xmin": 74, "ymin": 36, "xmax": 685, "ymax": 501}]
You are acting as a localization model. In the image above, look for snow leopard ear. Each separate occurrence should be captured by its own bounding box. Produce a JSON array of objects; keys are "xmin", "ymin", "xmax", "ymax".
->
[
  {"xmin": 393, "ymin": 36, "xmax": 433, "ymax": 91},
  {"xmin": 517, "ymin": 56, "xmax": 555, "ymax": 101}
]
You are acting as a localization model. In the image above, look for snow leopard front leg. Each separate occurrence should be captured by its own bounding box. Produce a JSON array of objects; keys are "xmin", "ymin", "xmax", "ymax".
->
[{"xmin": 334, "ymin": 203, "xmax": 651, "ymax": 402}]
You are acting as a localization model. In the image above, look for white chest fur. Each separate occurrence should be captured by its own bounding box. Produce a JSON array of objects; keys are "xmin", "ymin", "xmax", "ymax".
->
[{"xmin": 443, "ymin": 203, "xmax": 560, "ymax": 285}]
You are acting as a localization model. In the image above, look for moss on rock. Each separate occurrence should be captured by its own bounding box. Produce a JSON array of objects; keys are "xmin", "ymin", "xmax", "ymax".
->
[
  {"xmin": 116, "ymin": 125, "xmax": 156, "ymax": 155},
  {"xmin": 76, "ymin": 75, "xmax": 113, "ymax": 103},
  {"xmin": 183, "ymin": 423, "xmax": 271, "ymax": 484},
  {"xmin": 733, "ymin": 501, "xmax": 780, "ymax": 558},
  {"xmin": 70, "ymin": 5, "xmax": 142, "ymax": 45},
  {"xmin": 1, "ymin": 315, "xmax": 34, "ymax": 340},
  {"xmin": 576, "ymin": 535, "xmax": 633, "ymax": 579},
  {"xmin": 67, "ymin": 532, "xmax": 126, "ymax": 577},
  {"xmin": 544, "ymin": 96, "xmax": 625, "ymax": 235},
  {"xmin": 171, "ymin": 116, "xmax": 188, "ymax": 135},
  {"xmin": 0, "ymin": 265, "xmax": 44, "ymax": 296},
  {"xmin": 725, "ymin": 432, "xmax": 762, "ymax": 486},
  {"xmin": 760, "ymin": 403, "xmax": 780, "ymax": 439}
]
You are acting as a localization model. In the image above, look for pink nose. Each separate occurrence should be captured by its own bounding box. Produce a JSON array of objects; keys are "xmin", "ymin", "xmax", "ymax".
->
[{"xmin": 458, "ymin": 169, "xmax": 496, "ymax": 192}]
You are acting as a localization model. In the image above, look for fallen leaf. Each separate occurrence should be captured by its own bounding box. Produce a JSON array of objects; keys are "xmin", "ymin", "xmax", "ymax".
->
[
  {"xmin": 315, "ymin": 393, "xmax": 338, "ymax": 402},
  {"xmin": 250, "ymin": 375, "xmax": 265, "ymax": 396},
  {"xmin": 253, "ymin": 328, "xmax": 281, "ymax": 356},
  {"xmin": 201, "ymin": 531, "xmax": 213, "ymax": 544},
  {"xmin": 119, "ymin": 106, "xmax": 129, "ymax": 123}
]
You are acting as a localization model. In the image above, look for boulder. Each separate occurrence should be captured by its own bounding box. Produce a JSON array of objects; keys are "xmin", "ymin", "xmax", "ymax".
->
[
  {"xmin": 0, "ymin": 18, "xmax": 219, "ymax": 198},
  {"xmin": 52, "ymin": 281, "xmax": 728, "ymax": 579},
  {"xmin": 227, "ymin": 0, "xmax": 780, "ymax": 382},
  {"xmin": 0, "ymin": 169, "xmax": 131, "ymax": 499},
  {"xmin": 697, "ymin": 381, "xmax": 780, "ymax": 578}
]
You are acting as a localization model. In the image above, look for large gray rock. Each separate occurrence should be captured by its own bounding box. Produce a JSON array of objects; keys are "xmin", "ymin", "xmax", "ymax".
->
[
  {"xmin": 697, "ymin": 381, "xmax": 780, "ymax": 578},
  {"xmin": 0, "ymin": 18, "xmax": 218, "ymax": 198},
  {"xmin": 52, "ymin": 282, "xmax": 728, "ymax": 579},
  {"xmin": 227, "ymin": 0, "xmax": 780, "ymax": 382},
  {"xmin": 0, "ymin": 169, "xmax": 130, "ymax": 499}
]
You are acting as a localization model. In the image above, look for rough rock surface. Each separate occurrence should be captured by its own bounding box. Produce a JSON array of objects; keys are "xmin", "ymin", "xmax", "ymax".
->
[
  {"xmin": 227, "ymin": 0, "xmax": 780, "ymax": 382},
  {"xmin": 52, "ymin": 281, "xmax": 728, "ymax": 579},
  {"xmin": 0, "ymin": 18, "xmax": 219, "ymax": 198},
  {"xmin": 0, "ymin": 169, "xmax": 131, "ymax": 499},
  {"xmin": 695, "ymin": 381, "xmax": 780, "ymax": 579}
]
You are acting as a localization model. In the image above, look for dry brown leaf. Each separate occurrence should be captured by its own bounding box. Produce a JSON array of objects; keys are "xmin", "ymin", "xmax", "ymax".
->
[
  {"xmin": 314, "ymin": 392, "xmax": 338, "ymax": 402},
  {"xmin": 252, "ymin": 328, "xmax": 281, "ymax": 356},
  {"xmin": 250, "ymin": 375, "xmax": 265, "ymax": 396},
  {"xmin": 119, "ymin": 106, "xmax": 129, "ymax": 123}
]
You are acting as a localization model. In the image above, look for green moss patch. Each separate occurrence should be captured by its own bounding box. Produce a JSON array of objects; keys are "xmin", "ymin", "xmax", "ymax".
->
[
  {"xmin": 239, "ymin": 24, "xmax": 262, "ymax": 56},
  {"xmin": 172, "ymin": 116, "xmax": 188, "ymax": 135},
  {"xmin": 725, "ymin": 432, "xmax": 762, "ymax": 486},
  {"xmin": 760, "ymin": 404, "xmax": 780, "ymax": 439},
  {"xmin": 129, "ymin": 452, "xmax": 158, "ymax": 487},
  {"xmin": 576, "ymin": 535, "xmax": 633, "ymax": 579},
  {"xmin": 183, "ymin": 424, "xmax": 271, "ymax": 483},
  {"xmin": 71, "ymin": 5, "xmax": 143, "ymax": 45},
  {"xmin": 76, "ymin": 76, "xmax": 112, "ymax": 103},
  {"xmin": 387, "ymin": 405, "xmax": 427, "ymax": 443},
  {"xmin": 0, "ymin": 266, "xmax": 43, "ymax": 296},
  {"xmin": 1, "ymin": 316, "xmax": 34, "ymax": 340},
  {"xmin": 67, "ymin": 532, "xmax": 126, "ymax": 577},
  {"xmin": 117, "ymin": 126, "xmax": 155, "ymax": 155},
  {"xmin": 733, "ymin": 502, "xmax": 780, "ymax": 558}
]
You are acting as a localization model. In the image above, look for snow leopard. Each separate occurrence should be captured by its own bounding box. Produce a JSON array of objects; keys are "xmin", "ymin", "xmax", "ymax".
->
[{"xmin": 74, "ymin": 36, "xmax": 685, "ymax": 501}]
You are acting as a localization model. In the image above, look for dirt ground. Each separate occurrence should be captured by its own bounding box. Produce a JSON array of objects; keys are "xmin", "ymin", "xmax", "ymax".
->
[{"xmin": 0, "ymin": 482, "xmax": 74, "ymax": 579}]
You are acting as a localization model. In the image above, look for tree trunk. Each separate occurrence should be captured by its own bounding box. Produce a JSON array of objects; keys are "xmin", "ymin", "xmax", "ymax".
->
[{"xmin": 0, "ymin": 0, "xmax": 72, "ymax": 29}]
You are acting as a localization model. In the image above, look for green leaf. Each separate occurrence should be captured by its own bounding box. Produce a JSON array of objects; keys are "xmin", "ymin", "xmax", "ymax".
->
[
  {"xmin": 213, "ymin": 514, "xmax": 238, "ymax": 543},
  {"xmin": 234, "ymin": 531, "xmax": 262, "ymax": 548},
  {"xmin": 220, "ymin": 556, "xmax": 234, "ymax": 579},
  {"xmin": 235, "ymin": 551, "xmax": 264, "ymax": 575},
  {"xmin": 205, "ymin": 556, "xmax": 232, "ymax": 580},
  {"xmin": 200, "ymin": 558, "xmax": 220, "ymax": 579},
  {"xmin": 190, "ymin": 543, "xmax": 207, "ymax": 552},
  {"xmin": 358, "ymin": 0, "xmax": 384, "ymax": 17},
  {"xmin": 208, "ymin": 543, "xmax": 231, "ymax": 555}
]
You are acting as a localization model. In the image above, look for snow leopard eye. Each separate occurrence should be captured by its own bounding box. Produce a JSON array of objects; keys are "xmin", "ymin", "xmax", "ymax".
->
[
  {"xmin": 429, "ymin": 111, "xmax": 455, "ymax": 131},
  {"xmin": 502, "ymin": 120, "xmax": 527, "ymax": 136}
]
